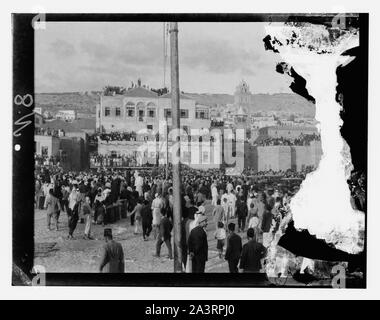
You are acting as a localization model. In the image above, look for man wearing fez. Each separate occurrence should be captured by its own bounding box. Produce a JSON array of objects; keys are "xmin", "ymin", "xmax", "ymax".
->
[
  {"xmin": 99, "ymin": 229, "xmax": 125, "ymax": 273},
  {"xmin": 188, "ymin": 215, "xmax": 208, "ymax": 273},
  {"xmin": 225, "ymin": 222, "xmax": 242, "ymax": 273}
]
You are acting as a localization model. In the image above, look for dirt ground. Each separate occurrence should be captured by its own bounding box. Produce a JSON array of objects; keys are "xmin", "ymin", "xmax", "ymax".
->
[{"xmin": 34, "ymin": 201, "xmax": 243, "ymax": 273}]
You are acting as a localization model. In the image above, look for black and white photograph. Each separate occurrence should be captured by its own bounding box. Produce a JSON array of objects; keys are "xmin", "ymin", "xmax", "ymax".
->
[{"xmin": 9, "ymin": 7, "xmax": 373, "ymax": 294}]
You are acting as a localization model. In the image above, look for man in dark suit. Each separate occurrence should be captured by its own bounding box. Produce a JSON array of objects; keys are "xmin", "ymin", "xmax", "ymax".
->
[
  {"xmin": 225, "ymin": 223, "xmax": 242, "ymax": 273},
  {"xmin": 110, "ymin": 174, "xmax": 121, "ymax": 204},
  {"xmin": 141, "ymin": 200, "xmax": 153, "ymax": 240},
  {"xmin": 188, "ymin": 215, "xmax": 208, "ymax": 273},
  {"xmin": 239, "ymin": 228, "xmax": 267, "ymax": 273},
  {"xmin": 99, "ymin": 229, "xmax": 125, "ymax": 273},
  {"xmin": 154, "ymin": 210, "xmax": 173, "ymax": 259}
]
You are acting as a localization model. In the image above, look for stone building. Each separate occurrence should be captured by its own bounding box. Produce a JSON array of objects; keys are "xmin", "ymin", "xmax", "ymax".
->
[
  {"xmin": 96, "ymin": 86, "xmax": 211, "ymax": 134},
  {"xmin": 97, "ymin": 86, "xmax": 159, "ymax": 133},
  {"xmin": 35, "ymin": 135, "xmax": 60, "ymax": 158}
]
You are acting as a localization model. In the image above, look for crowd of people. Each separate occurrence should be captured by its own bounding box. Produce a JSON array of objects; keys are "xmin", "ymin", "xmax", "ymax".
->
[
  {"xmin": 35, "ymin": 154, "xmax": 62, "ymax": 167},
  {"xmin": 34, "ymin": 162, "xmax": 303, "ymax": 273},
  {"xmin": 254, "ymin": 133, "xmax": 321, "ymax": 147},
  {"xmin": 90, "ymin": 154, "xmax": 141, "ymax": 168},
  {"xmin": 241, "ymin": 167, "xmax": 315, "ymax": 179},
  {"xmin": 91, "ymin": 131, "xmax": 138, "ymax": 142},
  {"xmin": 35, "ymin": 127, "xmax": 65, "ymax": 138},
  {"xmin": 210, "ymin": 120, "xmax": 224, "ymax": 127}
]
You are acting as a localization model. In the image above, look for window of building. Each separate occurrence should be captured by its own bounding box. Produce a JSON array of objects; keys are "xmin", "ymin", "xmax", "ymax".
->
[
  {"xmin": 115, "ymin": 107, "xmax": 121, "ymax": 117},
  {"xmin": 147, "ymin": 125, "xmax": 153, "ymax": 130},
  {"xmin": 105, "ymin": 107, "xmax": 110, "ymax": 117},
  {"xmin": 138, "ymin": 109, "xmax": 144, "ymax": 121},
  {"xmin": 148, "ymin": 109, "xmax": 155, "ymax": 118},
  {"xmin": 180, "ymin": 109, "xmax": 189, "ymax": 119},
  {"xmin": 196, "ymin": 109, "xmax": 209, "ymax": 119},
  {"xmin": 127, "ymin": 107, "xmax": 135, "ymax": 117},
  {"xmin": 164, "ymin": 109, "xmax": 172, "ymax": 118}
]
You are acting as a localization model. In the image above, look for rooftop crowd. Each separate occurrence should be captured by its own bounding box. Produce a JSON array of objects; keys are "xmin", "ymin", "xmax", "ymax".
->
[
  {"xmin": 254, "ymin": 133, "xmax": 321, "ymax": 147},
  {"xmin": 91, "ymin": 131, "xmax": 138, "ymax": 142},
  {"xmin": 35, "ymin": 154, "xmax": 62, "ymax": 167},
  {"xmin": 210, "ymin": 120, "xmax": 225, "ymax": 127},
  {"xmin": 35, "ymin": 127, "xmax": 65, "ymax": 138},
  {"xmin": 90, "ymin": 154, "xmax": 141, "ymax": 168}
]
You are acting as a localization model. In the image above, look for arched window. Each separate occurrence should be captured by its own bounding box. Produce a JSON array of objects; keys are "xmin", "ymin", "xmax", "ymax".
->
[
  {"xmin": 147, "ymin": 102, "xmax": 156, "ymax": 118},
  {"xmin": 136, "ymin": 102, "xmax": 145, "ymax": 121},
  {"xmin": 125, "ymin": 101, "xmax": 135, "ymax": 117}
]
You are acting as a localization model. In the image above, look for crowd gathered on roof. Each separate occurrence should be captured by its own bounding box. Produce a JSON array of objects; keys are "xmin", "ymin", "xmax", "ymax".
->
[
  {"xmin": 35, "ymin": 127, "xmax": 65, "ymax": 137},
  {"xmin": 254, "ymin": 133, "xmax": 321, "ymax": 147},
  {"xmin": 90, "ymin": 154, "xmax": 142, "ymax": 168},
  {"xmin": 210, "ymin": 120, "xmax": 225, "ymax": 127},
  {"xmin": 91, "ymin": 131, "xmax": 138, "ymax": 142},
  {"xmin": 241, "ymin": 167, "xmax": 314, "ymax": 179}
]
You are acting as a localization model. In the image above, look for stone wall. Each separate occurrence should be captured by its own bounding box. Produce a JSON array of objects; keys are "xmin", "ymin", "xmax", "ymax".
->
[
  {"xmin": 35, "ymin": 135, "xmax": 60, "ymax": 157},
  {"xmin": 256, "ymin": 146, "xmax": 292, "ymax": 171},
  {"xmin": 60, "ymin": 137, "xmax": 86, "ymax": 171}
]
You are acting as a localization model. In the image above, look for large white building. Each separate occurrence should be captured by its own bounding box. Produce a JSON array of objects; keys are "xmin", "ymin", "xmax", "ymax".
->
[{"xmin": 96, "ymin": 86, "xmax": 211, "ymax": 134}]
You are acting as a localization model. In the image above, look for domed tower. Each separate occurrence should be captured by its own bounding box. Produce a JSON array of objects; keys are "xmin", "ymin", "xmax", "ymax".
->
[{"xmin": 234, "ymin": 80, "xmax": 252, "ymax": 108}]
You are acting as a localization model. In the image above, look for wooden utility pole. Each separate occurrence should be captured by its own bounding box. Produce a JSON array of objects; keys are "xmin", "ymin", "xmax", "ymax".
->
[
  {"xmin": 169, "ymin": 22, "xmax": 183, "ymax": 272},
  {"xmin": 165, "ymin": 113, "xmax": 169, "ymax": 180}
]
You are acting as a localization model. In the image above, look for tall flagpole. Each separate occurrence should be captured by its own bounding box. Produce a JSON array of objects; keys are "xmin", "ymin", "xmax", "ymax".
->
[{"xmin": 169, "ymin": 22, "xmax": 183, "ymax": 272}]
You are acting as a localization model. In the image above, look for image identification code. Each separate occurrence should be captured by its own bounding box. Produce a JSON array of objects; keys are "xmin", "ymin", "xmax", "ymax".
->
[{"xmin": 145, "ymin": 304, "xmax": 235, "ymax": 318}]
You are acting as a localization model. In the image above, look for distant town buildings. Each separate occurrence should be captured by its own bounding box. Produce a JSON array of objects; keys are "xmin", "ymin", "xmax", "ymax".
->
[
  {"xmin": 251, "ymin": 115, "xmax": 278, "ymax": 128},
  {"xmin": 36, "ymin": 79, "xmax": 321, "ymax": 172},
  {"xmin": 55, "ymin": 110, "xmax": 77, "ymax": 121}
]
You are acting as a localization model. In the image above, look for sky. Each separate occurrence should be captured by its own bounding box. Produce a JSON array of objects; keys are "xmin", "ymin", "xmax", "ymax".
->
[{"xmin": 35, "ymin": 22, "xmax": 293, "ymax": 94}]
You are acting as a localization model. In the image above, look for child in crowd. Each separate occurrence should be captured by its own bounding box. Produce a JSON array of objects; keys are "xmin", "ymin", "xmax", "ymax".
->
[{"xmin": 214, "ymin": 221, "xmax": 227, "ymax": 259}]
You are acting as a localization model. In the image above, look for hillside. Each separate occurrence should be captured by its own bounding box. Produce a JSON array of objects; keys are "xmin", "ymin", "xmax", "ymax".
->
[
  {"xmin": 35, "ymin": 92, "xmax": 315, "ymax": 117},
  {"xmin": 186, "ymin": 92, "xmax": 315, "ymax": 117},
  {"xmin": 35, "ymin": 92, "xmax": 100, "ymax": 115}
]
